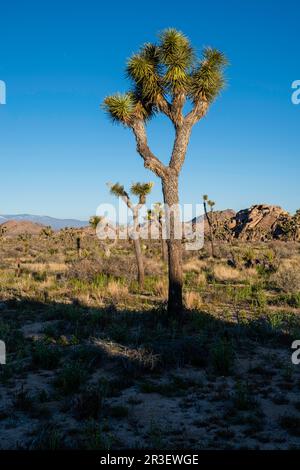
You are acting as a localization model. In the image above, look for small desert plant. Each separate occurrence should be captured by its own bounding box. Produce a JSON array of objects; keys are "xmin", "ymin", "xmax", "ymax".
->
[
  {"xmin": 233, "ymin": 381, "xmax": 255, "ymax": 410},
  {"xmin": 54, "ymin": 362, "xmax": 88, "ymax": 395},
  {"xmin": 13, "ymin": 386, "xmax": 34, "ymax": 412},
  {"xmin": 31, "ymin": 424, "xmax": 64, "ymax": 450},
  {"xmin": 271, "ymin": 264, "xmax": 300, "ymax": 293},
  {"xmin": 184, "ymin": 291, "xmax": 202, "ymax": 309},
  {"xmin": 83, "ymin": 419, "xmax": 114, "ymax": 450},
  {"xmin": 106, "ymin": 279, "xmax": 129, "ymax": 301},
  {"xmin": 72, "ymin": 386, "xmax": 104, "ymax": 420},
  {"xmin": 32, "ymin": 341, "xmax": 62, "ymax": 369},
  {"xmin": 211, "ymin": 337, "xmax": 234, "ymax": 375}
]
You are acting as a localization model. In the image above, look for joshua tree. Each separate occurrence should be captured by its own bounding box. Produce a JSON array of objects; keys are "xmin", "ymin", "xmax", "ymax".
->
[
  {"xmin": 89, "ymin": 215, "xmax": 103, "ymax": 230},
  {"xmin": 278, "ymin": 209, "xmax": 300, "ymax": 241},
  {"xmin": 203, "ymin": 195, "xmax": 216, "ymax": 258},
  {"xmin": 40, "ymin": 225, "xmax": 54, "ymax": 238},
  {"xmin": 0, "ymin": 226, "xmax": 6, "ymax": 240},
  {"xmin": 103, "ymin": 28, "xmax": 227, "ymax": 316},
  {"xmin": 109, "ymin": 181, "xmax": 153, "ymax": 288}
]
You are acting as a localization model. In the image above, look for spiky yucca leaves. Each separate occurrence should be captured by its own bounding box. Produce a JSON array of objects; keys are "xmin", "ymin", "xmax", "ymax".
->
[
  {"xmin": 103, "ymin": 93, "xmax": 135, "ymax": 124},
  {"xmin": 190, "ymin": 48, "xmax": 227, "ymax": 103},
  {"xmin": 131, "ymin": 182, "xmax": 154, "ymax": 205},
  {"xmin": 103, "ymin": 91, "xmax": 155, "ymax": 126},
  {"xmin": 89, "ymin": 215, "xmax": 103, "ymax": 229},
  {"xmin": 103, "ymin": 29, "xmax": 227, "ymax": 126},
  {"xmin": 109, "ymin": 183, "xmax": 128, "ymax": 199},
  {"xmin": 127, "ymin": 44, "xmax": 162, "ymax": 103},
  {"xmin": 159, "ymin": 28, "xmax": 194, "ymax": 92},
  {"xmin": 131, "ymin": 182, "xmax": 153, "ymax": 197}
]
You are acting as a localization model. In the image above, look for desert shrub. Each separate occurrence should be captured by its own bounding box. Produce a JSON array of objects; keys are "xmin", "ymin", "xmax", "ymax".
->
[
  {"xmin": 67, "ymin": 259, "xmax": 102, "ymax": 282},
  {"xmin": 82, "ymin": 419, "xmax": 114, "ymax": 450},
  {"xmin": 13, "ymin": 386, "xmax": 34, "ymax": 412},
  {"xmin": 152, "ymin": 336, "xmax": 208, "ymax": 369},
  {"xmin": 234, "ymin": 283, "xmax": 266, "ymax": 308},
  {"xmin": 269, "ymin": 292, "xmax": 300, "ymax": 308},
  {"xmin": 211, "ymin": 337, "xmax": 234, "ymax": 375},
  {"xmin": 271, "ymin": 264, "xmax": 300, "ymax": 293},
  {"xmin": 233, "ymin": 381, "xmax": 256, "ymax": 410},
  {"xmin": 32, "ymin": 341, "xmax": 62, "ymax": 369},
  {"xmin": 30, "ymin": 424, "xmax": 64, "ymax": 450},
  {"xmin": 0, "ymin": 321, "xmax": 27, "ymax": 353},
  {"xmin": 70, "ymin": 345, "xmax": 103, "ymax": 369},
  {"xmin": 72, "ymin": 385, "xmax": 104, "ymax": 420},
  {"xmin": 184, "ymin": 271, "xmax": 198, "ymax": 288},
  {"xmin": 31, "ymin": 271, "xmax": 48, "ymax": 282},
  {"xmin": 54, "ymin": 362, "xmax": 88, "ymax": 395}
]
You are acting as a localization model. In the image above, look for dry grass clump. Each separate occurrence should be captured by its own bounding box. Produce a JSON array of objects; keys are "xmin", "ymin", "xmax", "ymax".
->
[
  {"xmin": 213, "ymin": 263, "xmax": 257, "ymax": 283},
  {"xmin": 185, "ymin": 291, "xmax": 202, "ymax": 309},
  {"xmin": 183, "ymin": 259, "xmax": 207, "ymax": 274},
  {"xmin": 271, "ymin": 261, "xmax": 300, "ymax": 293},
  {"xmin": 213, "ymin": 264, "xmax": 243, "ymax": 282},
  {"xmin": 106, "ymin": 280, "xmax": 129, "ymax": 301},
  {"xmin": 153, "ymin": 279, "xmax": 168, "ymax": 299},
  {"xmin": 197, "ymin": 272, "xmax": 207, "ymax": 287},
  {"xmin": 23, "ymin": 262, "xmax": 67, "ymax": 273}
]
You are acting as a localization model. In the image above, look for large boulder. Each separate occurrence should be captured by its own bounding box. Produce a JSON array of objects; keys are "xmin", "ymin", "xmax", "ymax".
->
[{"xmin": 232, "ymin": 204, "xmax": 291, "ymax": 241}]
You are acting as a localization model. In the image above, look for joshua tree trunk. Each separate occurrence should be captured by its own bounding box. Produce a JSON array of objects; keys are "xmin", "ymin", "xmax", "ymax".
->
[
  {"xmin": 160, "ymin": 226, "xmax": 168, "ymax": 263},
  {"xmin": 76, "ymin": 236, "xmax": 82, "ymax": 259},
  {"xmin": 162, "ymin": 172, "xmax": 183, "ymax": 317},
  {"xmin": 133, "ymin": 238, "xmax": 144, "ymax": 288},
  {"xmin": 132, "ymin": 210, "xmax": 145, "ymax": 288},
  {"xmin": 203, "ymin": 203, "xmax": 215, "ymax": 258}
]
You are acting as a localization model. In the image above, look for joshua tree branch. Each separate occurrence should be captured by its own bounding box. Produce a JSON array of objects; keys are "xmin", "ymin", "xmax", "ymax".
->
[
  {"xmin": 131, "ymin": 119, "xmax": 167, "ymax": 179},
  {"xmin": 156, "ymin": 95, "xmax": 175, "ymax": 123},
  {"xmin": 185, "ymin": 97, "xmax": 209, "ymax": 125},
  {"xmin": 168, "ymin": 98, "xmax": 209, "ymax": 174},
  {"xmin": 168, "ymin": 123, "xmax": 193, "ymax": 174},
  {"xmin": 171, "ymin": 91, "xmax": 186, "ymax": 127}
]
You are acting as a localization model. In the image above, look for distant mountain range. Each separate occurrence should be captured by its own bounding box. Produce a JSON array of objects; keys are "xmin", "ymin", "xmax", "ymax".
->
[{"xmin": 0, "ymin": 214, "xmax": 88, "ymax": 230}]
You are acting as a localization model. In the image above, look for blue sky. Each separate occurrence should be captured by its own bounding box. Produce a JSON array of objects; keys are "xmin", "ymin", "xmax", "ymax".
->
[{"xmin": 0, "ymin": 0, "xmax": 299, "ymax": 220}]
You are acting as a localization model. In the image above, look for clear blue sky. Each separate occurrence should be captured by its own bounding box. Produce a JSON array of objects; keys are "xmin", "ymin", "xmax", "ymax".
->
[{"xmin": 0, "ymin": 0, "xmax": 299, "ymax": 220}]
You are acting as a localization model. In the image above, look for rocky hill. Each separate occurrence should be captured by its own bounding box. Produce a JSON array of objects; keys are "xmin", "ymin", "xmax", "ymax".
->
[
  {"xmin": 232, "ymin": 205, "xmax": 291, "ymax": 241},
  {"xmin": 0, "ymin": 220, "xmax": 44, "ymax": 238},
  {"xmin": 197, "ymin": 205, "xmax": 299, "ymax": 242}
]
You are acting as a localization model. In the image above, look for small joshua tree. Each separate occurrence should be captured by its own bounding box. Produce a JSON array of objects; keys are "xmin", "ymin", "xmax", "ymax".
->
[
  {"xmin": 109, "ymin": 181, "xmax": 153, "ymax": 288},
  {"xmin": 103, "ymin": 29, "xmax": 227, "ymax": 316},
  {"xmin": 278, "ymin": 209, "xmax": 300, "ymax": 241},
  {"xmin": 203, "ymin": 195, "xmax": 216, "ymax": 257},
  {"xmin": 40, "ymin": 225, "xmax": 54, "ymax": 239},
  {"xmin": 89, "ymin": 215, "xmax": 103, "ymax": 230}
]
